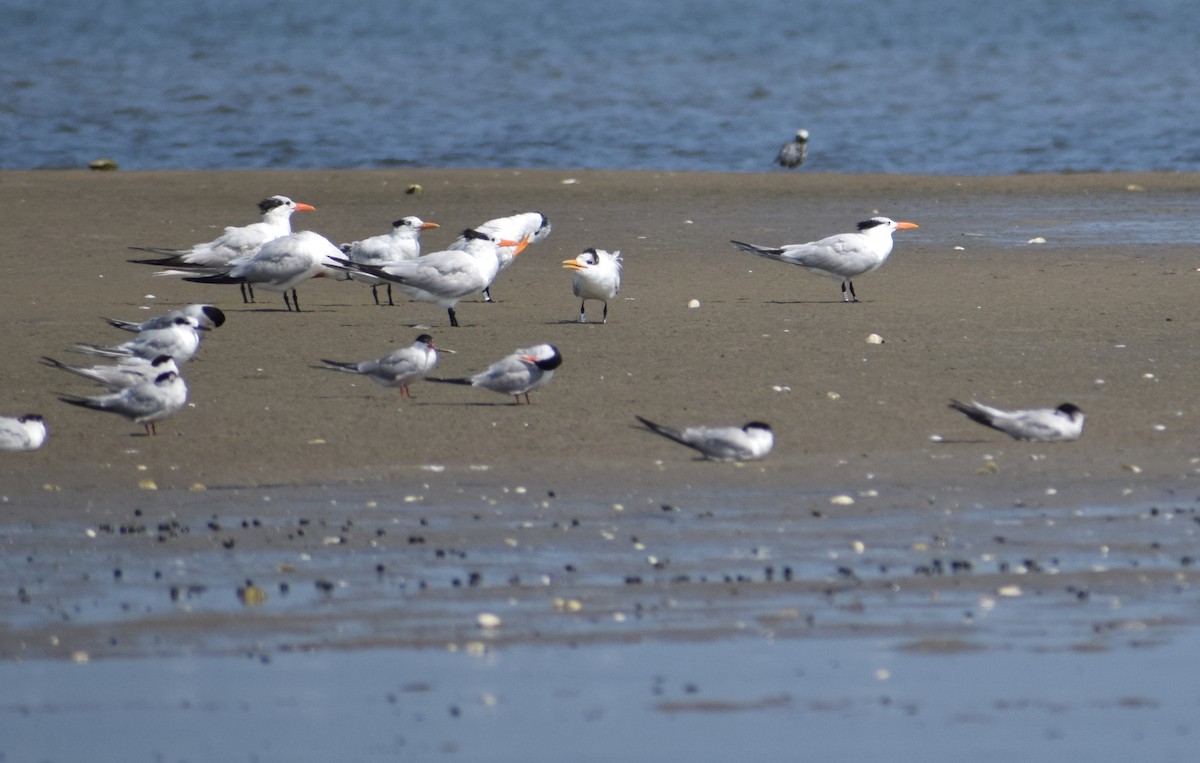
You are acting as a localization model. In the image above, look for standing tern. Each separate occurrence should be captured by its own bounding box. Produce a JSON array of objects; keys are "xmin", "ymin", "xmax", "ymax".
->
[
  {"xmin": 635, "ymin": 416, "xmax": 774, "ymax": 462},
  {"xmin": 430, "ymin": 343, "xmax": 561, "ymax": 404},
  {"xmin": 451, "ymin": 212, "xmax": 551, "ymax": 302},
  {"xmin": 0, "ymin": 414, "xmax": 47, "ymax": 452},
  {"xmin": 776, "ymin": 129, "xmax": 809, "ymax": 168},
  {"xmin": 42, "ymin": 354, "xmax": 179, "ymax": 391},
  {"xmin": 129, "ymin": 195, "xmax": 316, "ymax": 303},
  {"xmin": 340, "ymin": 216, "xmax": 440, "ymax": 306},
  {"xmin": 562, "ymin": 248, "xmax": 622, "ymax": 323},
  {"xmin": 104, "ymin": 304, "xmax": 226, "ymax": 332},
  {"xmin": 73, "ymin": 316, "xmax": 205, "ymax": 363},
  {"xmin": 183, "ymin": 230, "xmax": 343, "ymax": 312},
  {"xmin": 332, "ymin": 229, "xmax": 527, "ymax": 327},
  {"xmin": 59, "ymin": 370, "xmax": 187, "ymax": 436},
  {"xmin": 947, "ymin": 400, "xmax": 1085, "ymax": 442},
  {"xmin": 319, "ymin": 334, "xmax": 438, "ymax": 399},
  {"xmin": 731, "ymin": 217, "xmax": 918, "ymax": 302}
]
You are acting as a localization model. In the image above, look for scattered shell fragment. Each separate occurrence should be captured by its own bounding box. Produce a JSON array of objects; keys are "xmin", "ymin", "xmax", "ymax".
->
[
  {"xmin": 829, "ymin": 494, "xmax": 855, "ymax": 506},
  {"xmin": 687, "ymin": 299, "xmax": 700, "ymax": 309},
  {"xmin": 476, "ymin": 613, "xmax": 502, "ymax": 629},
  {"xmin": 826, "ymin": 391, "xmax": 841, "ymax": 401},
  {"xmin": 996, "ymin": 585, "xmax": 1022, "ymax": 597},
  {"xmin": 929, "ymin": 434, "xmax": 944, "ymax": 442},
  {"xmin": 865, "ymin": 333, "xmax": 884, "ymax": 344},
  {"xmin": 977, "ymin": 461, "xmax": 999, "ymax": 475},
  {"xmin": 71, "ymin": 650, "xmax": 91, "ymax": 663},
  {"xmin": 1122, "ymin": 464, "xmax": 1143, "ymax": 474},
  {"xmin": 138, "ymin": 479, "xmax": 158, "ymax": 491},
  {"xmin": 88, "ymin": 158, "xmax": 118, "ymax": 171},
  {"xmin": 553, "ymin": 598, "xmax": 583, "ymax": 613},
  {"xmin": 307, "ymin": 438, "xmax": 326, "ymax": 445},
  {"xmin": 1027, "ymin": 237, "xmax": 1046, "ymax": 244},
  {"xmin": 851, "ymin": 540, "xmax": 866, "ymax": 554},
  {"xmin": 405, "ymin": 184, "xmax": 423, "ymax": 195},
  {"xmin": 1125, "ymin": 184, "xmax": 1145, "ymax": 192},
  {"xmin": 238, "ymin": 584, "xmax": 268, "ymax": 607},
  {"xmin": 188, "ymin": 483, "xmax": 207, "ymax": 491},
  {"xmin": 561, "ymin": 178, "xmax": 579, "ymax": 185}
]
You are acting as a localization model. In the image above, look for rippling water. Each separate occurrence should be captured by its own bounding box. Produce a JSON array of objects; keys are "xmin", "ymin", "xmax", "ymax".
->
[{"xmin": 3, "ymin": 0, "xmax": 1199, "ymax": 173}]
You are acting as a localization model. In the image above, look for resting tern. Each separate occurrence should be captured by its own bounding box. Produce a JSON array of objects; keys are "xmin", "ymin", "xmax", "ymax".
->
[
  {"xmin": 319, "ymin": 334, "xmax": 438, "ymax": 399},
  {"xmin": 59, "ymin": 370, "xmax": 187, "ymax": 436},
  {"xmin": 183, "ymin": 230, "xmax": 343, "ymax": 312},
  {"xmin": 340, "ymin": 216, "xmax": 440, "ymax": 306},
  {"xmin": 635, "ymin": 416, "xmax": 774, "ymax": 462},
  {"xmin": 42, "ymin": 354, "xmax": 179, "ymax": 391},
  {"xmin": 452, "ymin": 212, "xmax": 551, "ymax": 302},
  {"xmin": 332, "ymin": 229, "xmax": 527, "ymax": 327},
  {"xmin": 562, "ymin": 248, "xmax": 621, "ymax": 323},
  {"xmin": 129, "ymin": 195, "xmax": 316, "ymax": 303},
  {"xmin": 104, "ymin": 304, "xmax": 226, "ymax": 333},
  {"xmin": 777, "ymin": 129, "xmax": 809, "ymax": 168},
  {"xmin": 0, "ymin": 414, "xmax": 47, "ymax": 452},
  {"xmin": 731, "ymin": 217, "xmax": 918, "ymax": 302},
  {"xmin": 74, "ymin": 316, "xmax": 205, "ymax": 363},
  {"xmin": 431, "ymin": 343, "xmax": 561, "ymax": 404},
  {"xmin": 948, "ymin": 400, "xmax": 1085, "ymax": 442}
]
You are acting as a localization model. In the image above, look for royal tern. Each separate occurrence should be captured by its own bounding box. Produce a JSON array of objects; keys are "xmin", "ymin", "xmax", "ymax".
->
[
  {"xmin": 635, "ymin": 416, "xmax": 774, "ymax": 462},
  {"xmin": 777, "ymin": 129, "xmax": 809, "ymax": 168},
  {"xmin": 340, "ymin": 217, "xmax": 440, "ymax": 306},
  {"xmin": 451, "ymin": 212, "xmax": 551, "ymax": 302},
  {"xmin": 183, "ymin": 230, "xmax": 343, "ymax": 312},
  {"xmin": 59, "ymin": 370, "xmax": 187, "ymax": 436},
  {"xmin": 0, "ymin": 414, "xmax": 47, "ymax": 452},
  {"xmin": 73, "ymin": 316, "xmax": 204, "ymax": 363},
  {"xmin": 731, "ymin": 217, "xmax": 918, "ymax": 302},
  {"xmin": 562, "ymin": 248, "xmax": 622, "ymax": 323},
  {"xmin": 431, "ymin": 343, "xmax": 561, "ymax": 404},
  {"xmin": 42, "ymin": 354, "xmax": 179, "ymax": 391},
  {"xmin": 104, "ymin": 304, "xmax": 226, "ymax": 333},
  {"xmin": 332, "ymin": 229, "xmax": 527, "ymax": 327},
  {"xmin": 129, "ymin": 195, "xmax": 316, "ymax": 303},
  {"xmin": 319, "ymin": 334, "xmax": 438, "ymax": 399},
  {"xmin": 947, "ymin": 400, "xmax": 1085, "ymax": 442}
]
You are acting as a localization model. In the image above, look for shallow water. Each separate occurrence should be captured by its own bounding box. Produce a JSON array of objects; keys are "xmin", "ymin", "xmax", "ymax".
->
[{"xmin": 4, "ymin": 0, "xmax": 1199, "ymax": 173}]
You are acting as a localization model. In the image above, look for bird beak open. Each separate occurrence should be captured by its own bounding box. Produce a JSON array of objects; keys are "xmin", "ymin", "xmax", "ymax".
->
[
  {"xmin": 561, "ymin": 258, "xmax": 586, "ymax": 271},
  {"xmin": 894, "ymin": 221, "xmax": 919, "ymax": 230},
  {"xmin": 294, "ymin": 203, "xmax": 317, "ymax": 212},
  {"xmin": 419, "ymin": 222, "xmax": 440, "ymax": 231},
  {"xmin": 500, "ymin": 236, "xmax": 531, "ymax": 256}
]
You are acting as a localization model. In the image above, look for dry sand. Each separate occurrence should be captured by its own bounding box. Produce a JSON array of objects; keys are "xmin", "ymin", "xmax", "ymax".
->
[{"xmin": 3, "ymin": 169, "xmax": 1200, "ymax": 502}]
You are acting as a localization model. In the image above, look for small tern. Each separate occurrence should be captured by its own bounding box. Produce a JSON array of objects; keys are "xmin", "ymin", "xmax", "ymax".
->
[
  {"xmin": 183, "ymin": 230, "xmax": 343, "ymax": 312},
  {"xmin": 74, "ymin": 316, "xmax": 204, "ymax": 363},
  {"xmin": 776, "ymin": 128, "xmax": 809, "ymax": 168},
  {"xmin": 635, "ymin": 416, "xmax": 774, "ymax": 462},
  {"xmin": 59, "ymin": 370, "xmax": 187, "ymax": 436},
  {"xmin": 452, "ymin": 212, "xmax": 551, "ymax": 302},
  {"xmin": 947, "ymin": 399, "xmax": 1085, "ymax": 442},
  {"xmin": 332, "ymin": 229, "xmax": 527, "ymax": 327},
  {"xmin": 42, "ymin": 354, "xmax": 179, "ymax": 391},
  {"xmin": 731, "ymin": 217, "xmax": 918, "ymax": 302},
  {"xmin": 129, "ymin": 195, "xmax": 316, "ymax": 303},
  {"xmin": 104, "ymin": 304, "xmax": 226, "ymax": 333},
  {"xmin": 319, "ymin": 334, "xmax": 438, "ymax": 399},
  {"xmin": 562, "ymin": 248, "xmax": 622, "ymax": 323},
  {"xmin": 430, "ymin": 343, "xmax": 561, "ymax": 404},
  {"xmin": 340, "ymin": 216, "xmax": 440, "ymax": 306},
  {"xmin": 0, "ymin": 414, "xmax": 47, "ymax": 452}
]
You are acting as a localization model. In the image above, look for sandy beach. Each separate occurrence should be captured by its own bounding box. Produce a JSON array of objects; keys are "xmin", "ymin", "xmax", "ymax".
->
[{"xmin": 2, "ymin": 170, "xmax": 1199, "ymax": 759}]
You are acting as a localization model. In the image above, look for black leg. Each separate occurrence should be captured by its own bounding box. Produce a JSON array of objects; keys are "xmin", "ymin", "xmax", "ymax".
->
[
  {"xmin": 284, "ymin": 290, "xmax": 292, "ymax": 311},
  {"xmin": 240, "ymin": 283, "xmax": 252, "ymax": 304},
  {"xmin": 371, "ymin": 284, "xmax": 381, "ymax": 306},
  {"xmin": 292, "ymin": 288, "xmax": 301, "ymax": 312},
  {"xmin": 248, "ymin": 284, "xmax": 256, "ymax": 303},
  {"xmin": 578, "ymin": 300, "xmax": 587, "ymax": 323},
  {"xmin": 483, "ymin": 287, "xmax": 493, "ymax": 303},
  {"xmin": 387, "ymin": 284, "xmax": 394, "ymax": 306},
  {"xmin": 448, "ymin": 307, "xmax": 458, "ymax": 327},
  {"xmin": 602, "ymin": 301, "xmax": 608, "ymax": 324},
  {"xmin": 848, "ymin": 281, "xmax": 857, "ymax": 302}
]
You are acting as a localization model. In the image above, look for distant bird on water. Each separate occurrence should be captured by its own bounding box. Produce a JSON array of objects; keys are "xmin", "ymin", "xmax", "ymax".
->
[
  {"xmin": 731, "ymin": 216, "xmax": 918, "ymax": 302},
  {"xmin": 776, "ymin": 129, "xmax": 809, "ymax": 168},
  {"xmin": 635, "ymin": 416, "xmax": 774, "ymax": 462},
  {"xmin": 947, "ymin": 400, "xmax": 1085, "ymax": 442},
  {"xmin": 562, "ymin": 248, "xmax": 621, "ymax": 323}
]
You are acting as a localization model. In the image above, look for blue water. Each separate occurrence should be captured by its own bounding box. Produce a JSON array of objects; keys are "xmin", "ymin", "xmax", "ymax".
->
[{"xmin": 3, "ymin": 0, "xmax": 1200, "ymax": 173}]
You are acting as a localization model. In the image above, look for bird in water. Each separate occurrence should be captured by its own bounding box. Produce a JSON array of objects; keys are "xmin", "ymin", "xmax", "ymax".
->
[{"xmin": 776, "ymin": 129, "xmax": 809, "ymax": 168}]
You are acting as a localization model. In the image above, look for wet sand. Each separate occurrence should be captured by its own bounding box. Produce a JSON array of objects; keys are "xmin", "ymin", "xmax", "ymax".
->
[{"xmin": 2, "ymin": 170, "xmax": 1199, "ymax": 758}]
